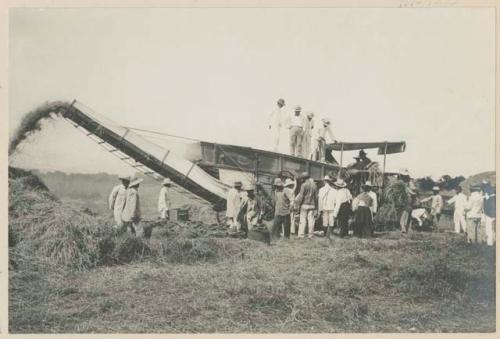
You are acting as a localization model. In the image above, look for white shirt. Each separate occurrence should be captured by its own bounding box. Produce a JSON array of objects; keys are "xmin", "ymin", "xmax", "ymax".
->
[
  {"xmin": 288, "ymin": 114, "xmax": 304, "ymax": 128},
  {"xmin": 368, "ymin": 191, "xmax": 378, "ymax": 214},
  {"xmin": 303, "ymin": 117, "xmax": 314, "ymax": 136},
  {"xmin": 316, "ymin": 124, "xmax": 335, "ymax": 141},
  {"xmin": 467, "ymin": 192, "xmax": 484, "ymax": 219},
  {"xmin": 318, "ymin": 184, "xmax": 337, "ymax": 211},
  {"xmin": 447, "ymin": 192, "xmax": 468, "ymax": 214},
  {"xmin": 226, "ymin": 188, "xmax": 242, "ymax": 218},
  {"xmin": 269, "ymin": 106, "xmax": 285, "ymax": 128},
  {"xmin": 333, "ymin": 187, "xmax": 352, "ymax": 217}
]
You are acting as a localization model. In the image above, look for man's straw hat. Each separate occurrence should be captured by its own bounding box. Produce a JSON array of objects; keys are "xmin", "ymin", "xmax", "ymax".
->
[
  {"xmin": 234, "ymin": 181, "xmax": 242, "ymax": 188},
  {"xmin": 334, "ymin": 178, "xmax": 347, "ymax": 188},
  {"xmin": 162, "ymin": 178, "xmax": 172, "ymax": 186},
  {"xmin": 284, "ymin": 178, "xmax": 295, "ymax": 187},
  {"xmin": 118, "ymin": 174, "xmax": 130, "ymax": 181},
  {"xmin": 432, "ymin": 186, "xmax": 440, "ymax": 191},
  {"xmin": 129, "ymin": 177, "xmax": 144, "ymax": 187}
]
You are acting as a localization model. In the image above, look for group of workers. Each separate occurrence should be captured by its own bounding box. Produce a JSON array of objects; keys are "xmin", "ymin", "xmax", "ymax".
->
[
  {"xmin": 108, "ymin": 175, "xmax": 173, "ymax": 237},
  {"xmin": 446, "ymin": 181, "xmax": 496, "ymax": 246},
  {"xmin": 268, "ymin": 98, "xmax": 336, "ymax": 161},
  {"xmin": 226, "ymin": 172, "xmax": 380, "ymax": 241}
]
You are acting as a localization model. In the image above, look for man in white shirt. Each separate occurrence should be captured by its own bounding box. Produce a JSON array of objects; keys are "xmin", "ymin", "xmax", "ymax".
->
[
  {"xmin": 108, "ymin": 174, "xmax": 130, "ymax": 229},
  {"xmin": 447, "ymin": 186, "xmax": 468, "ymax": 234},
  {"xmin": 364, "ymin": 181, "xmax": 378, "ymax": 218},
  {"xmin": 286, "ymin": 105, "xmax": 304, "ymax": 157},
  {"xmin": 314, "ymin": 118, "xmax": 336, "ymax": 162},
  {"xmin": 158, "ymin": 178, "xmax": 172, "ymax": 220},
  {"xmin": 466, "ymin": 185, "xmax": 484, "ymax": 244},
  {"xmin": 318, "ymin": 175, "xmax": 337, "ymax": 239},
  {"xmin": 420, "ymin": 186, "xmax": 443, "ymax": 229},
  {"xmin": 268, "ymin": 98, "xmax": 286, "ymax": 152},
  {"xmin": 302, "ymin": 112, "xmax": 315, "ymax": 159},
  {"xmin": 226, "ymin": 181, "xmax": 243, "ymax": 230}
]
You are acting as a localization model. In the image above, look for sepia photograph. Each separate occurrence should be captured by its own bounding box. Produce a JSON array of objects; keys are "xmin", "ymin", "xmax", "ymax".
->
[{"xmin": 6, "ymin": 3, "xmax": 497, "ymax": 334}]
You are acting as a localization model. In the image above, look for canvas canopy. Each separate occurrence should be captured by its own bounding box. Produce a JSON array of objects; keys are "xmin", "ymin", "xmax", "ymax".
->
[{"xmin": 328, "ymin": 141, "xmax": 406, "ymax": 155}]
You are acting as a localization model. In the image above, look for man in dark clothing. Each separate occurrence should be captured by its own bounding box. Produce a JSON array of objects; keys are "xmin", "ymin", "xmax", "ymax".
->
[
  {"xmin": 295, "ymin": 171, "xmax": 318, "ymax": 239},
  {"xmin": 272, "ymin": 178, "xmax": 293, "ymax": 240}
]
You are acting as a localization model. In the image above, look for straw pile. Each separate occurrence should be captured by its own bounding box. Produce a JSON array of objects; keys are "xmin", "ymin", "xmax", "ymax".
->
[
  {"xmin": 9, "ymin": 167, "xmax": 113, "ymax": 270},
  {"xmin": 375, "ymin": 179, "xmax": 410, "ymax": 227},
  {"xmin": 9, "ymin": 101, "xmax": 71, "ymax": 155}
]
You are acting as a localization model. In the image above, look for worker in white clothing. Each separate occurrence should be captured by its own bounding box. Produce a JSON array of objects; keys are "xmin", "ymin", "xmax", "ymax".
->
[
  {"xmin": 364, "ymin": 181, "xmax": 378, "ymax": 219},
  {"xmin": 318, "ymin": 175, "xmax": 337, "ymax": 239},
  {"xmin": 302, "ymin": 112, "xmax": 315, "ymax": 159},
  {"xmin": 466, "ymin": 185, "xmax": 484, "ymax": 244},
  {"xmin": 447, "ymin": 186, "xmax": 468, "ymax": 234},
  {"xmin": 314, "ymin": 118, "xmax": 336, "ymax": 162},
  {"xmin": 286, "ymin": 105, "xmax": 304, "ymax": 157},
  {"xmin": 420, "ymin": 186, "xmax": 443, "ymax": 228},
  {"xmin": 226, "ymin": 181, "xmax": 243, "ymax": 230},
  {"xmin": 108, "ymin": 174, "xmax": 130, "ymax": 229},
  {"xmin": 158, "ymin": 178, "xmax": 173, "ymax": 220},
  {"xmin": 268, "ymin": 98, "xmax": 286, "ymax": 152}
]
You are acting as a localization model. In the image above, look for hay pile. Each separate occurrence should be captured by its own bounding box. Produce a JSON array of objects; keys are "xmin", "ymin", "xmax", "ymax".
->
[
  {"xmin": 375, "ymin": 179, "xmax": 410, "ymax": 228},
  {"xmin": 9, "ymin": 167, "xmax": 114, "ymax": 270}
]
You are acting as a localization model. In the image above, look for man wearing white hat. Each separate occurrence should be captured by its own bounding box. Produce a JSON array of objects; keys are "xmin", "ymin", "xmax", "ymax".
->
[
  {"xmin": 158, "ymin": 178, "xmax": 173, "ymax": 220},
  {"xmin": 226, "ymin": 181, "xmax": 243, "ymax": 230},
  {"xmin": 318, "ymin": 175, "xmax": 337, "ymax": 239},
  {"xmin": 447, "ymin": 186, "xmax": 468, "ymax": 234},
  {"xmin": 302, "ymin": 112, "xmax": 315, "ymax": 159},
  {"xmin": 108, "ymin": 174, "xmax": 130, "ymax": 229},
  {"xmin": 268, "ymin": 98, "xmax": 287, "ymax": 152},
  {"xmin": 286, "ymin": 105, "xmax": 304, "ymax": 157},
  {"xmin": 420, "ymin": 186, "xmax": 443, "ymax": 228},
  {"xmin": 122, "ymin": 175, "xmax": 144, "ymax": 236},
  {"xmin": 314, "ymin": 118, "xmax": 336, "ymax": 162}
]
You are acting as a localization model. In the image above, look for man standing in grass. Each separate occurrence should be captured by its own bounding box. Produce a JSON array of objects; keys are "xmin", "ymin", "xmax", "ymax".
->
[
  {"xmin": 295, "ymin": 171, "xmax": 318, "ymax": 239},
  {"xmin": 318, "ymin": 175, "xmax": 337, "ymax": 239},
  {"xmin": 122, "ymin": 176, "xmax": 144, "ymax": 236},
  {"xmin": 421, "ymin": 186, "xmax": 443, "ymax": 229},
  {"xmin": 272, "ymin": 178, "xmax": 293, "ymax": 240},
  {"xmin": 447, "ymin": 186, "xmax": 468, "ymax": 234},
  {"xmin": 482, "ymin": 181, "xmax": 496, "ymax": 246},
  {"xmin": 284, "ymin": 178, "xmax": 297, "ymax": 235},
  {"xmin": 158, "ymin": 178, "xmax": 172, "ymax": 220},
  {"xmin": 108, "ymin": 174, "xmax": 130, "ymax": 229},
  {"xmin": 466, "ymin": 185, "xmax": 484, "ymax": 244},
  {"xmin": 226, "ymin": 181, "xmax": 243, "ymax": 231}
]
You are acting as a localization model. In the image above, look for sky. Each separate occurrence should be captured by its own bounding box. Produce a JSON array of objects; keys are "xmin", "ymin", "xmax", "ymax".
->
[{"xmin": 8, "ymin": 7, "xmax": 496, "ymax": 179}]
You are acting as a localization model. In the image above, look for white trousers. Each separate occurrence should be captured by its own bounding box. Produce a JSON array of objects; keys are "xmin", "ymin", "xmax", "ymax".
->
[
  {"xmin": 453, "ymin": 211, "xmax": 467, "ymax": 234},
  {"xmin": 484, "ymin": 215, "xmax": 495, "ymax": 246},
  {"xmin": 271, "ymin": 126, "xmax": 281, "ymax": 152},
  {"xmin": 113, "ymin": 208, "xmax": 124, "ymax": 228},
  {"xmin": 302, "ymin": 133, "xmax": 312, "ymax": 159},
  {"xmin": 298, "ymin": 207, "xmax": 315, "ymax": 238},
  {"xmin": 322, "ymin": 210, "xmax": 335, "ymax": 227}
]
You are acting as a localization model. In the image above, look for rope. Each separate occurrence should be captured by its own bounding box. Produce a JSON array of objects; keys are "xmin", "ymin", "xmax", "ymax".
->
[{"xmin": 126, "ymin": 126, "xmax": 202, "ymax": 142}]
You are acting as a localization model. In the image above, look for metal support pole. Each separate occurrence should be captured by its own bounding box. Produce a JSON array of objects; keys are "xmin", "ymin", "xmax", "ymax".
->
[
  {"xmin": 340, "ymin": 143, "xmax": 344, "ymax": 167},
  {"xmin": 382, "ymin": 142, "xmax": 388, "ymax": 188}
]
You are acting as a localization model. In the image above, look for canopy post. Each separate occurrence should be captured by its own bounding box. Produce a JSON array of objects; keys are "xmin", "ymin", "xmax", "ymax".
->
[
  {"xmin": 382, "ymin": 142, "xmax": 388, "ymax": 188},
  {"xmin": 340, "ymin": 143, "xmax": 344, "ymax": 167}
]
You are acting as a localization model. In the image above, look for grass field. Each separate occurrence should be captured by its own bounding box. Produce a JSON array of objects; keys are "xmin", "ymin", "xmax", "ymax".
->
[{"xmin": 8, "ymin": 168, "xmax": 496, "ymax": 333}]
